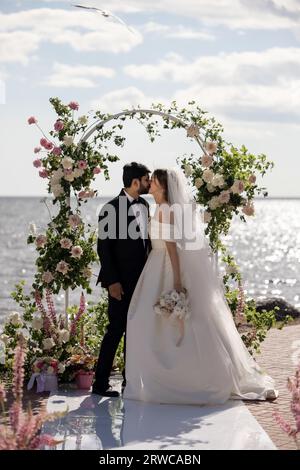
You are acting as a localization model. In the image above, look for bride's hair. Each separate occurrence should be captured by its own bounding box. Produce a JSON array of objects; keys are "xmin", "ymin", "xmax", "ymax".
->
[{"xmin": 153, "ymin": 169, "xmax": 169, "ymax": 201}]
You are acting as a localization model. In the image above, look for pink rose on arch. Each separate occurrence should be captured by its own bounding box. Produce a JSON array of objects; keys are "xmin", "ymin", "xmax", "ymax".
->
[
  {"xmin": 93, "ymin": 167, "xmax": 101, "ymax": 175},
  {"xmin": 40, "ymin": 138, "xmax": 53, "ymax": 150},
  {"xmin": 45, "ymin": 142, "xmax": 54, "ymax": 151},
  {"xmin": 78, "ymin": 190, "xmax": 88, "ymax": 199},
  {"xmin": 71, "ymin": 245, "xmax": 83, "ymax": 259},
  {"xmin": 60, "ymin": 238, "xmax": 72, "ymax": 249},
  {"xmin": 69, "ymin": 101, "xmax": 79, "ymax": 111},
  {"xmin": 54, "ymin": 120, "xmax": 64, "ymax": 131},
  {"xmin": 249, "ymin": 174, "xmax": 256, "ymax": 184},
  {"xmin": 28, "ymin": 116, "xmax": 37, "ymax": 125},
  {"xmin": 78, "ymin": 160, "xmax": 87, "ymax": 170},
  {"xmin": 218, "ymin": 190, "xmax": 231, "ymax": 204},
  {"xmin": 231, "ymin": 180, "xmax": 245, "ymax": 194},
  {"xmin": 35, "ymin": 234, "xmax": 47, "ymax": 248},
  {"xmin": 56, "ymin": 261, "xmax": 70, "ymax": 275},
  {"xmin": 242, "ymin": 202, "xmax": 255, "ymax": 216},
  {"xmin": 39, "ymin": 169, "xmax": 49, "ymax": 178},
  {"xmin": 42, "ymin": 271, "xmax": 54, "ymax": 283},
  {"xmin": 205, "ymin": 141, "xmax": 218, "ymax": 155},
  {"xmin": 201, "ymin": 154, "xmax": 213, "ymax": 168},
  {"xmin": 33, "ymin": 159, "xmax": 42, "ymax": 168},
  {"xmin": 52, "ymin": 146, "xmax": 62, "ymax": 156},
  {"xmin": 68, "ymin": 214, "xmax": 82, "ymax": 228},
  {"xmin": 34, "ymin": 147, "xmax": 41, "ymax": 154}
]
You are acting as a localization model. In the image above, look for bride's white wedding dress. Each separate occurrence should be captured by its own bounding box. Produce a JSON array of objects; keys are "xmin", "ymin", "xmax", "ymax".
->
[{"xmin": 124, "ymin": 170, "xmax": 277, "ymax": 405}]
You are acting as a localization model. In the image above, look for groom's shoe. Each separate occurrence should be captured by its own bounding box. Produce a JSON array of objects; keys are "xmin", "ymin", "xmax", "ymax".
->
[
  {"xmin": 92, "ymin": 385, "xmax": 120, "ymax": 398},
  {"xmin": 265, "ymin": 389, "xmax": 279, "ymax": 401}
]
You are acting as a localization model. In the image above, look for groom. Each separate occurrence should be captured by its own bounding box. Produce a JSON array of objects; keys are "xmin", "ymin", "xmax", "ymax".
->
[{"xmin": 93, "ymin": 162, "xmax": 151, "ymax": 397}]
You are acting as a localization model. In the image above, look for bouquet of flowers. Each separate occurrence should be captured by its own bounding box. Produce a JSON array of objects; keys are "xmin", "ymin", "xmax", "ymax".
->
[
  {"xmin": 154, "ymin": 288, "xmax": 191, "ymax": 346},
  {"xmin": 65, "ymin": 353, "xmax": 97, "ymax": 380},
  {"xmin": 32, "ymin": 357, "xmax": 64, "ymax": 375}
]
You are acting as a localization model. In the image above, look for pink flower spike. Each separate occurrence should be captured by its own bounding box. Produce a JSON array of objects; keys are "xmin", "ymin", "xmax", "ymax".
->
[
  {"xmin": 28, "ymin": 116, "xmax": 37, "ymax": 125},
  {"xmin": 52, "ymin": 146, "xmax": 62, "ymax": 156},
  {"xmin": 34, "ymin": 147, "xmax": 41, "ymax": 154},
  {"xmin": 54, "ymin": 120, "xmax": 64, "ymax": 131},
  {"xmin": 68, "ymin": 101, "xmax": 79, "ymax": 111},
  {"xmin": 33, "ymin": 159, "xmax": 42, "ymax": 168}
]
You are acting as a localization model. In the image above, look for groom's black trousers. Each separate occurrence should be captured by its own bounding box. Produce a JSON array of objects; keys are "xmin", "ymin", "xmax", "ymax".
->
[{"xmin": 94, "ymin": 284, "xmax": 135, "ymax": 390}]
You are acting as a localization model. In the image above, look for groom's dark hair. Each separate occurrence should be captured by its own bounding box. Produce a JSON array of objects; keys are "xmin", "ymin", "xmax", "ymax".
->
[{"xmin": 123, "ymin": 162, "xmax": 150, "ymax": 187}]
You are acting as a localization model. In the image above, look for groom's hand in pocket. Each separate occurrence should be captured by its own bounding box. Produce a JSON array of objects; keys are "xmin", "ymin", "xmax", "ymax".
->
[{"xmin": 108, "ymin": 282, "xmax": 124, "ymax": 301}]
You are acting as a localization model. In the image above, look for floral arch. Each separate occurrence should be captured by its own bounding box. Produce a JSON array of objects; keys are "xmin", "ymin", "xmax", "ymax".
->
[{"xmin": 0, "ymin": 98, "xmax": 277, "ymax": 385}]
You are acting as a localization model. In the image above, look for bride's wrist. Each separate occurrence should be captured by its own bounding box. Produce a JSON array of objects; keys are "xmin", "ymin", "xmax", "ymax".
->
[{"xmin": 174, "ymin": 281, "xmax": 182, "ymax": 291}]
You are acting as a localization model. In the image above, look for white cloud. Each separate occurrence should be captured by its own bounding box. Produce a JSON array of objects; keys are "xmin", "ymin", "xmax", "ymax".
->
[
  {"xmin": 142, "ymin": 22, "xmax": 215, "ymax": 41},
  {"xmin": 83, "ymin": 0, "xmax": 300, "ymax": 31},
  {"xmin": 44, "ymin": 62, "xmax": 115, "ymax": 88},
  {"xmin": 38, "ymin": 0, "xmax": 300, "ymax": 31},
  {"xmin": 0, "ymin": 31, "xmax": 40, "ymax": 64},
  {"xmin": 91, "ymin": 86, "xmax": 164, "ymax": 113},
  {"xmin": 0, "ymin": 8, "xmax": 142, "ymax": 64},
  {"xmin": 123, "ymin": 48, "xmax": 300, "ymax": 122},
  {"xmin": 124, "ymin": 48, "xmax": 300, "ymax": 85}
]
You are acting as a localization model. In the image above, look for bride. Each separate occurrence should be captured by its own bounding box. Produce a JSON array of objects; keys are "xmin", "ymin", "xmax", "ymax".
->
[{"xmin": 123, "ymin": 168, "xmax": 278, "ymax": 405}]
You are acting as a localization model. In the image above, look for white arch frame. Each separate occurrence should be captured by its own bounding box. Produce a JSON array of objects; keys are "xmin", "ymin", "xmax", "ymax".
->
[{"xmin": 80, "ymin": 108, "xmax": 207, "ymax": 155}]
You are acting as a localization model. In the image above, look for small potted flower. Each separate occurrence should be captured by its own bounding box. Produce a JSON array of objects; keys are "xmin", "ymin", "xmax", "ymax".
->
[
  {"xmin": 65, "ymin": 353, "xmax": 97, "ymax": 390},
  {"xmin": 27, "ymin": 357, "xmax": 64, "ymax": 393}
]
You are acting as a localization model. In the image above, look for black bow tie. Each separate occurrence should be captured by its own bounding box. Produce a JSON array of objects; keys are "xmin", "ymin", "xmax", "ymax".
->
[{"xmin": 130, "ymin": 198, "xmax": 141, "ymax": 206}]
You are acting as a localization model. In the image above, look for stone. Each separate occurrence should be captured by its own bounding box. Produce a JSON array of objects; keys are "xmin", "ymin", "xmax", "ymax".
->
[{"xmin": 255, "ymin": 297, "xmax": 300, "ymax": 321}]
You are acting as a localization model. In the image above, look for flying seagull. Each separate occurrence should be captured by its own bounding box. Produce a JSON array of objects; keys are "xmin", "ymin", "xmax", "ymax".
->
[{"xmin": 71, "ymin": 4, "xmax": 135, "ymax": 34}]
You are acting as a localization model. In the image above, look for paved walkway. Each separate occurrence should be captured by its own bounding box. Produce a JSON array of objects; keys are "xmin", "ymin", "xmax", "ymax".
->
[{"xmin": 246, "ymin": 323, "xmax": 300, "ymax": 450}]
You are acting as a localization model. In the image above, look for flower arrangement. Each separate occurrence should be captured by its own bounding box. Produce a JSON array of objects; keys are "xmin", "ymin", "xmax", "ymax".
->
[
  {"xmin": 180, "ymin": 132, "xmax": 272, "ymax": 251},
  {"xmin": 0, "ymin": 343, "xmax": 65, "ymax": 450},
  {"xmin": 32, "ymin": 357, "xmax": 63, "ymax": 375},
  {"xmin": 28, "ymin": 98, "xmax": 119, "ymax": 203},
  {"xmin": 27, "ymin": 217, "xmax": 97, "ymax": 295},
  {"xmin": 0, "ymin": 286, "xmax": 88, "ymax": 381},
  {"xmin": 27, "ymin": 98, "xmax": 122, "ymax": 294},
  {"xmin": 273, "ymin": 363, "xmax": 300, "ymax": 450},
  {"xmin": 66, "ymin": 353, "xmax": 97, "ymax": 373},
  {"xmin": 154, "ymin": 289, "xmax": 191, "ymax": 346}
]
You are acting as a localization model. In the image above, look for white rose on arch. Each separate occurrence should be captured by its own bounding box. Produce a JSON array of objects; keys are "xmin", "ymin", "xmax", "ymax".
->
[{"xmin": 43, "ymin": 337, "xmax": 55, "ymax": 351}]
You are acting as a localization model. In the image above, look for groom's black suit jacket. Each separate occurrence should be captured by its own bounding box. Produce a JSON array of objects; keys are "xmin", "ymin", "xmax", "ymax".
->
[{"xmin": 96, "ymin": 189, "xmax": 152, "ymax": 290}]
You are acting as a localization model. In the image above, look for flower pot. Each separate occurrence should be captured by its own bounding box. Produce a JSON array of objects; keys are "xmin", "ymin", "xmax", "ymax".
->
[
  {"xmin": 43, "ymin": 373, "xmax": 58, "ymax": 392},
  {"xmin": 75, "ymin": 371, "xmax": 94, "ymax": 390}
]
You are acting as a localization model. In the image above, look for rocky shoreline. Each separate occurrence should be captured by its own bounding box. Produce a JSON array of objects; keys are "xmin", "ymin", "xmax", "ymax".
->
[{"xmin": 255, "ymin": 297, "xmax": 300, "ymax": 322}]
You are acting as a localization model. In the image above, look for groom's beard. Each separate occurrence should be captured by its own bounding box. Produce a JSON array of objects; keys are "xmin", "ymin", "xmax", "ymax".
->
[{"xmin": 138, "ymin": 184, "xmax": 150, "ymax": 195}]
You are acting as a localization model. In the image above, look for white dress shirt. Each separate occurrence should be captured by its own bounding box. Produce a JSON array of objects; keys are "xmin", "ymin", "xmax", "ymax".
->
[{"xmin": 124, "ymin": 190, "xmax": 147, "ymax": 245}]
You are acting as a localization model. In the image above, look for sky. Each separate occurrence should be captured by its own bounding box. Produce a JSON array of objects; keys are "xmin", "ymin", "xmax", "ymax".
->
[{"xmin": 0, "ymin": 0, "xmax": 300, "ymax": 197}]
